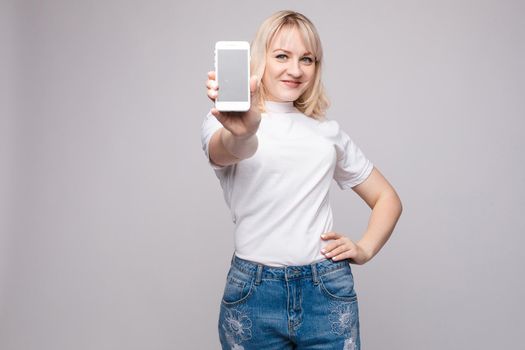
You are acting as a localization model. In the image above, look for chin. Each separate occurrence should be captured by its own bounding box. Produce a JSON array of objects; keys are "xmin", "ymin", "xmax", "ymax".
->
[{"xmin": 276, "ymin": 93, "xmax": 302, "ymax": 102}]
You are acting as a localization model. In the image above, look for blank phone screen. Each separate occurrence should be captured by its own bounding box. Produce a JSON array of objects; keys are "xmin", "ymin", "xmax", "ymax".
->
[{"xmin": 217, "ymin": 49, "xmax": 249, "ymax": 102}]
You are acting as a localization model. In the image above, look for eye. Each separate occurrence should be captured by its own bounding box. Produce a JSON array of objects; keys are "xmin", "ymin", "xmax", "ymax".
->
[
  {"xmin": 301, "ymin": 56, "xmax": 314, "ymax": 64},
  {"xmin": 276, "ymin": 54, "xmax": 288, "ymax": 60}
]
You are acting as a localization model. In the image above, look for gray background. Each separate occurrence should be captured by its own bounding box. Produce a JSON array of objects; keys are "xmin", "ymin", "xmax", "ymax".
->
[{"xmin": 1, "ymin": 0, "xmax": 524, "ymax": 349}]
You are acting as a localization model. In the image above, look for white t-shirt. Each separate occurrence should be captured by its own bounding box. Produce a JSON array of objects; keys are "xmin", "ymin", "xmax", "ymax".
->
[{"xmin": 200, "ymin": 101, "xmax": 374, "ymax": 267}]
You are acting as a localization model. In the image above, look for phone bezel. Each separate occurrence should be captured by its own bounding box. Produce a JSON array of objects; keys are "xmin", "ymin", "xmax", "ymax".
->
[{"xmin": 214, "ymin": 41, "xmax": 251, "ymax": 112}]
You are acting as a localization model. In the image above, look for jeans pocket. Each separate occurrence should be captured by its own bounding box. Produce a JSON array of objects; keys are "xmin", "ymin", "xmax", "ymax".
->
[
  {"xmin": 319, "ymin": 266, "xmax": 357, "ymax": 302},
  {"xmin": 221, "ymin": 267, "xmax": 254, "ymax": 306}
]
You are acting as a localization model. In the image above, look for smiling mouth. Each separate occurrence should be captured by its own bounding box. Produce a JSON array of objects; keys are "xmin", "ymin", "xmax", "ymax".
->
[{"xmin": 281, "ymin": 80, "xmax": 302, "ymax": 87}]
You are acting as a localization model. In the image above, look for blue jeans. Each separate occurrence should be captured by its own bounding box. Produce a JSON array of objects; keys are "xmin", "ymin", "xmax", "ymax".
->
[{"xmin": 218, "ymin": 254, "xmax": 361, "ymax": 349}]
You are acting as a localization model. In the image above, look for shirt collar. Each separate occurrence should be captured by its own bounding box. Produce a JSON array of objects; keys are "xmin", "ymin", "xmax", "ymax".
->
[{"xmin": 264, "ymin": 100, "xmax": 297, "ymax": 113}]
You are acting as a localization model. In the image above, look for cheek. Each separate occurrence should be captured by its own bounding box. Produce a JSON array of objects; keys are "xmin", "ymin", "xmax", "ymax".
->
[
  {"xmin": 305, "ymin": 67, "xmax": 316, "ymax": 80},
  {"xmin": 267, "ymin": 66, "xmax": 281, "ymax": 80},
  {"xmin": 303, "ymin": 69, "xmax": 316, "ymax": 88},
  {"xmin": 263, "ymin": 64, "xmax": 276, "ymax": 80}
]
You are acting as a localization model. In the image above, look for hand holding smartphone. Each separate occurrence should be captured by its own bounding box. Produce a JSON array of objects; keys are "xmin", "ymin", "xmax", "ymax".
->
[
  {"xmin": 214, "ymin": 41, "xmax": 251, "ymax": 112},
  {"xmin": 206, "ymin": 42, "xmax": 261, "ymax": 142}
]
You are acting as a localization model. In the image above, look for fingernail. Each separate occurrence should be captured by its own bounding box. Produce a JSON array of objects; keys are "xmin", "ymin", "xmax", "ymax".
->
[
  {"xmin": 321, "ymin": 249, "xmax": 326, "ymax": 253},
  {"xmin": 321, "ymin": 234, "xmax": 326, "ymax": 239}
]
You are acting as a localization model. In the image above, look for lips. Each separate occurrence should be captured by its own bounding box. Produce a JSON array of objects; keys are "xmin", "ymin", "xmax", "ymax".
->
[{"xmin": 281, "ymin": 80, "xmax": 301, "ymax": 88}]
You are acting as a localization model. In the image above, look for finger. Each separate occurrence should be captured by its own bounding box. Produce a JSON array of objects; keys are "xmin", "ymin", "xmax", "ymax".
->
[
  {"xmin": 324, "ymin": 244, "xmax": 351, "ymax": 258},
  {"xmin": 321, "ymin": 232, "xmax": 341, "ymax": 240},
  {"xmin": 208, "ymin": 71, "xmax": 216, "ymax": 80},
  {"xmin": 206, "ymin": 79, "xmax": 218, "ymax": 90},
  {"xmin": 211, "ymin": 108, "xmax": 222, "ymax": 120},
  {"xmin": 321, "ymin": 239, "xmax": 344, "ymax": 254},
  {"xmin": 211, "ymin": 109, "xmax": 235, "ymax": 124},
  {"xmin": 331, "ymin": 250, "xmax": 354, "ymax": 262},
  {"xmin": 208, "ymin": 88, "xmax": 218, "ymax": 100},
  {"xmin": 321, "ymin": 240, "xmax": 345, "ymax": 255}
]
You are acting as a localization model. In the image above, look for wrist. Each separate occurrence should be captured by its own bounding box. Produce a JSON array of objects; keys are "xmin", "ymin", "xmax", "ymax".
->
[
  {"xmin": 356, "ymin": 239, "xmax": 375, "ymax": 262},
  {"xmin": 231, "ymin": 132, "xmax": 257, "ymax": 143}
]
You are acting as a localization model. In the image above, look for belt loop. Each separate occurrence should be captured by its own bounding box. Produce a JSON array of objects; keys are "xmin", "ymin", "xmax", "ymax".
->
[
  {"xmin": 311, "ymin": 262, "xmax": 319, "ymax": 285},
  {"xmin": 254, "ymin": 264, "xmax": 263, "ymax": 286}
]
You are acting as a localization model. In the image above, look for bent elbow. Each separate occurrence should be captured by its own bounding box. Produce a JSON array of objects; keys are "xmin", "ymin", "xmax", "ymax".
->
[{"xmin": 386, "ymin": 189, "xmax": 403, "ymax": 218}]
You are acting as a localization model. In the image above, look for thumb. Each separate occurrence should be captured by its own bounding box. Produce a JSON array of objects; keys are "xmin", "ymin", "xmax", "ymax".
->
[
  {"xmin": 250, "ymin": 75, "xmax": 259, "ymax": 96},
  {"xmin": 249, "ymin": 75, "xmax": 260, "ymax": 108}
]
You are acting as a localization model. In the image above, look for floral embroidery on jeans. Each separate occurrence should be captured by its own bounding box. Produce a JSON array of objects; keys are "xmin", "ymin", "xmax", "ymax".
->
[
  {"xmin": 328, "ymin": 302, "xmax": 358, "ymax": 349},
  {"xmin": 343, "ymin": 337, "xmax": 355, "ymax": 350},
  {"xmin": 221, "ymin": 308, "xmax": 252, "ymax": 349},
  {"xmin": 329, "ymin": 302, "xmax": 352, "ymax": 335},
  {"xmin": 328, "ymin": 302, "xmax": 358, "ymax": 350}
]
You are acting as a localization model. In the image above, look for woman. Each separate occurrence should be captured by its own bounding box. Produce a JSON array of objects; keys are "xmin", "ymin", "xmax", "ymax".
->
[{"xmin": 201, "ymin": 10, "xmax": 402, "ymax": 350}]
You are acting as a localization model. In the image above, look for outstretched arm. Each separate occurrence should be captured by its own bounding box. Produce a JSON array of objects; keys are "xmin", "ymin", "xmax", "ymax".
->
[{"xmin": 206, "ymin": 71, "xmax": 261, "ymax": 167}]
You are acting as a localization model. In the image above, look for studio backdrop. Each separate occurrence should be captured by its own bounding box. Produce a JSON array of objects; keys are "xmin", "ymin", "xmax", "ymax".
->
[{"xmin": 1, "ymin": 0, "xmax": 524, "ymax": 349}]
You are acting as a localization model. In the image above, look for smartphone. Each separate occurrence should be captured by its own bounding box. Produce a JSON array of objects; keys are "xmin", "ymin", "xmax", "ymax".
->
[{"xmin": 214, "ymin": 41, "xmax": 250, "ymax": 112}]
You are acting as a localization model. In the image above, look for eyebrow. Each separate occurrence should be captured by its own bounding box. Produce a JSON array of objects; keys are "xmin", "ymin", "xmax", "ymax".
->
[{"xmin": 272, "ymin": 48, "xmax": 313, "ymax": 56}]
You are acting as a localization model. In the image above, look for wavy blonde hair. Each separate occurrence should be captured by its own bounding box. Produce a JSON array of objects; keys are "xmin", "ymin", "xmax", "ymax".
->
[{"xmin": 251, "ymin": 10, "xmax": 330, "ymax": 119}]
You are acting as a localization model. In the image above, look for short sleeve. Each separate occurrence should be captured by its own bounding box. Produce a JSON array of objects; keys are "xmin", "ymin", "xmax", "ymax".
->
[
  {"xmin": 200, "ymin": 110, "xmax": 229, "ymax": 170},
  {"xmin": 333, "ymin": 125, "xmax": 374, "ymax": 190}
]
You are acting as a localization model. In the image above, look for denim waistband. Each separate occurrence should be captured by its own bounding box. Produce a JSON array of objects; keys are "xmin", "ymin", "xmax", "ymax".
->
[{"xmin": 230, "ymin": 253, "xmax": 351, "ymax": 284}]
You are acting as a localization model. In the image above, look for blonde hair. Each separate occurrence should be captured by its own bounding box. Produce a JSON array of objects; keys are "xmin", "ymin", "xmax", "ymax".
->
[{"xmin": 251, "ymin": 10, "xmax": 330, "ymax": 119}]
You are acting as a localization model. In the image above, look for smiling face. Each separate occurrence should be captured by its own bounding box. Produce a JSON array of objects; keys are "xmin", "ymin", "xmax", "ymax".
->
[{"xmin": 262, "ymin": 26, "xmax": 316, "ymax": 103}]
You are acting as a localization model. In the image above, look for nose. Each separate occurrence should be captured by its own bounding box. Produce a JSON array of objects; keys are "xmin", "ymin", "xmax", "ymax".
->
[{"xmin": 286, "ymin": 60, "xmax": 303, "ymax": 79}]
